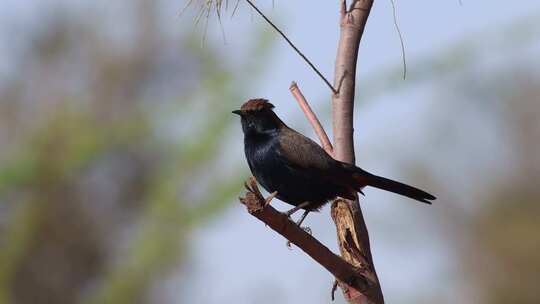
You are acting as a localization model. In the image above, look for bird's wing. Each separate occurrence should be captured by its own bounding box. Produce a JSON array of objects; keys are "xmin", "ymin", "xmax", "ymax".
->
[
  {"xmin": 277, "ymin": 127, "xmax": 360, "ymax": 200},
  {"xmin": 276, "ymin": 128, "xmax": 337, "ymax": 174}
]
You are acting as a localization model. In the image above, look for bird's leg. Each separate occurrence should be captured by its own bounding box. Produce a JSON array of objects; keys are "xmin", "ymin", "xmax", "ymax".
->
[
  {"xmin": 296, "ymin": 210, "xmax": 312, "ymax": 234},
  {"xmin": 285, "ymin": 210, "xmax": 312, "ymax": 248},
  {"xmin": 264, "ymin": 191, "xmax": 278, "ymax": 206},
  {"xmin": 285, "ymin": 202, "xmax": 313, "ymax": 234},
  {"xmin": 295, "ymin": 210, "xmax": 310, "ymax": 227},
  {"xmin": 285, "ymin": 201, "xmax": 311, "ymax": 217}
]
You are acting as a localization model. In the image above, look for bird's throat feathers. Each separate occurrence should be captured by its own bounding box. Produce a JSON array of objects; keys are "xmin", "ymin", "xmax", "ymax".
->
[{"xmin": 240, "ymin": 110, "xmax": 286, "ymax": 138}]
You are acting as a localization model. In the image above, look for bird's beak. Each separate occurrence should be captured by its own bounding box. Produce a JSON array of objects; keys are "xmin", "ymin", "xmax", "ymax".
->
[{"xmin": 232, "ymin": 110, "xmax": 243, "ymax": 116}]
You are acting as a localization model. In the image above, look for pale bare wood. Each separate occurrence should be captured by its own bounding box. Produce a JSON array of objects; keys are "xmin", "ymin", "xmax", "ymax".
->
[{"xmin": 289, "ymin": 81, "xmax": 334, "ymax": 157}]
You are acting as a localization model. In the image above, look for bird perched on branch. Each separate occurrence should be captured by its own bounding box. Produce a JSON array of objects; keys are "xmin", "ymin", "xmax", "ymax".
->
[{"xmin": 233, "ymin": 98, "xmax": 435, "ymax": 226}]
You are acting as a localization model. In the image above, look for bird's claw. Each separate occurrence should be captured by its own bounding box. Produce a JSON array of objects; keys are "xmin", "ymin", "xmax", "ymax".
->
[
  {"xmin": 242, "ymin": 177, "xmax": 278, "ymax": 210},
  {"xmin": 286, "ymin": 240, "xmax": 294, "ymax": 250},
  {"xmin": 265, "ymin": 191, "xmax": 278, "ymax": 206},
  {"xmin": 244, "ymin": 176, "xmax": 258, "ymax": 194},
  {"xmin": 302, "ymin": 226, "xmax": 312, "ymax": 235}
]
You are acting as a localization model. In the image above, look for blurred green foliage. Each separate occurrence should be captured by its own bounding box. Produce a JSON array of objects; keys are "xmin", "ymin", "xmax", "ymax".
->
[{"xmin": 0, "ymin": 1, "xmax": 274, "ymax": 304}]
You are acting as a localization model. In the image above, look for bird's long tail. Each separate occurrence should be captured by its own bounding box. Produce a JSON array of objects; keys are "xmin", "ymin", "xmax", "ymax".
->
[{"xmin": 351, "ymin": 168, "xmax": 436, "ymax": 204}]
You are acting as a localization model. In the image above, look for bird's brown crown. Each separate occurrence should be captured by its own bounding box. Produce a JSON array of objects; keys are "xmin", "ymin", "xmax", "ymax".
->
[{"xmin": 240, "ymin": 99, "xmax": 275, "ymax": 112}]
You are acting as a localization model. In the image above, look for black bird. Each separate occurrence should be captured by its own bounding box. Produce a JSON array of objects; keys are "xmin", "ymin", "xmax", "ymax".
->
[{"xmin": 233, "ymin": 98, "xmax": 435, "ymax": 225}]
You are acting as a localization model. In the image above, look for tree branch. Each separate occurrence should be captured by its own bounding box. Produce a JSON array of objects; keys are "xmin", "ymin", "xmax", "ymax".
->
[
  {"xmin": 234, "ymin": 0, "xmax": 382, "ymax": 302},
  {"xmin": 331, "ymin": 0, "xmax": 384, "ymax": 303},
  {"xmin": 239, "ymin": 177, "xmax": 374, "ymax": 294},
  {"xmin": 289, "ymin": 81, "xmax": 334, "ymax": 156},
  {"xmin": 243, "ymin": 0, "xmax": 337, "ymax": 94}
]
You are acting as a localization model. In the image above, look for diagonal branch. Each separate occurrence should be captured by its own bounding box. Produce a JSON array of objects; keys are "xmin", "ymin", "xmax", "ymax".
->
[
  {"xmin": 289, "ymin": 81, "xmax": 334, "ymax": 157},
  {"xmin": 244, "ymin": 0, "xmax": 337, "ymax": 94},
  {"xmin": 239, "ymin": 177, "xmax": 374, "ymax": 294}
]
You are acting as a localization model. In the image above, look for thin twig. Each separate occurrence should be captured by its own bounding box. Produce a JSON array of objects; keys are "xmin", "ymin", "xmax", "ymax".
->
[
  {"xmin": 179, "ymin": 0, "xmax": 196, "ymax": 17},
  {"xmin": 389, "ymin": 0, "xmax": 407, "ymax": 79},
  {"xmin": 201, "ymin": 2, "xmax": 212, "ymax": 47},
  {"xmin": 244, "ymin": 0, "xmax": 338, "ymax": 94},
  {"xmin": 194, "ymin": 3, "xmax": 207, "ymax": 26},
  {"xmin": 331, "ymin": 280, "xmax": 339, "ymax": 301},
  {"xmin": 289, "ymin": 82, "xmax": 334, "ymax": 156},
  {"xmin": 231, "ymin": 0, "xmax": 241, "ymax": 17},
  {"xmin": 216, "ymin": 0, "xmax": 228, "ymax": 44},
  {"xmin": 337, "ymin": 70, "xmax": 348, "ymax": 93}
]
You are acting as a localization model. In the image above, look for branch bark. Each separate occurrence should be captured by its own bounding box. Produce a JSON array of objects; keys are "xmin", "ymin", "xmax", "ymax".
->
[
  {"xmin": 289, "ymin": 81, "xmax": 334, "ymax": 156},
  {"xmin": 239, "ymin": 177, "xmax": 371, "ymax": 293},
  {"xmin": 331, "ymin": 1, "xmax": 383, "ymax": 303}
]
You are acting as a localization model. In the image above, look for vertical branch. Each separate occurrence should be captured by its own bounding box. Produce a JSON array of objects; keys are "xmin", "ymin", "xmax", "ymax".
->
[
  {"xmin": 332, "ymin": 0, "xmax": 371, "ymax": 163},
  {"xmin": 331, "ymin": 1, "xmax": 384, "ymax": 304}
]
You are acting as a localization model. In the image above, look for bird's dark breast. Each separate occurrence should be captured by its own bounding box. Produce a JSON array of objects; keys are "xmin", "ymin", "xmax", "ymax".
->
[{"xmin": 244, "ymin": 133, "xmax": 340, "ymax": 210}]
